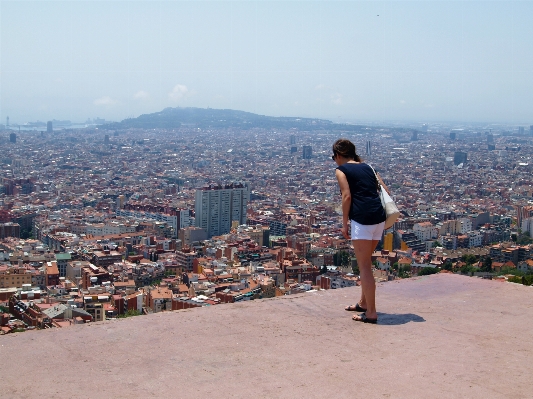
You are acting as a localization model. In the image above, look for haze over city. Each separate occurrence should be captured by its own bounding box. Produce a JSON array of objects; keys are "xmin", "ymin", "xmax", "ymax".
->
[
  {"xmin": 2, "ymin": 0, "xmax": 532, "ymax": 125},
  {"xmin": 3, "ymin": 2, "xmax": 533, "ymax": 397}
]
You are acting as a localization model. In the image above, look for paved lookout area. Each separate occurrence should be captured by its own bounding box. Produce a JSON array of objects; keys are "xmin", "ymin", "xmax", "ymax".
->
[{"xmin": 1, "ymin": 273, "xmax": 532, "ymax": 399}]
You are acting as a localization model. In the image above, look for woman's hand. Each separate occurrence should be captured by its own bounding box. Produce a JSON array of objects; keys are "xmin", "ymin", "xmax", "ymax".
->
[{"xmin": 341, "ymin": 223, "xmax": 350, "ymax": 239}]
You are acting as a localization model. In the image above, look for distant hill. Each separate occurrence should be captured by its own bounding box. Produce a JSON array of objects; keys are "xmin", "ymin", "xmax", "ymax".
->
[{"xmin": 103, "ymin": 107, "xmax": 367, "ymax": 131}]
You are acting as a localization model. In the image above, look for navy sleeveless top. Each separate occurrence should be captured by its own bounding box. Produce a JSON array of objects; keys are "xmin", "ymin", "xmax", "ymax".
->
[{"xmin": 337, "ymin": 163, "xmax": 386, "ymax": 225}]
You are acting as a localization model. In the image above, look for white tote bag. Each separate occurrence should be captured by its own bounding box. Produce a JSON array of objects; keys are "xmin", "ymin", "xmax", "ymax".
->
[
  {"xmin": 379, "ymin": 185, "xmax": 400, "ymax": 229},
  {"xmin": 369, "ymin": 164, "xmax": 400, "ymax": 230}
]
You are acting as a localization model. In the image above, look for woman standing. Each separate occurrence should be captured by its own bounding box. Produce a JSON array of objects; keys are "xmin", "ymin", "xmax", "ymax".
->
[{"xmin": 332, "ymin": 138, "xmax": 388, "ymax": 323}]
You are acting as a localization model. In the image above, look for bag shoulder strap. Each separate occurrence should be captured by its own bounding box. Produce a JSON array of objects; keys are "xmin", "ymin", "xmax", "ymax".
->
[{"xmin": 366, "ymin": 163, "xmax": 381, "ymax": 190}]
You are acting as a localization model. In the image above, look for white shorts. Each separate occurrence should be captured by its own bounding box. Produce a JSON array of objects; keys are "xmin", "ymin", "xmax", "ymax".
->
[{"xmin": 350, "ymin": 220, "xmax": 385, "ymax": 240}]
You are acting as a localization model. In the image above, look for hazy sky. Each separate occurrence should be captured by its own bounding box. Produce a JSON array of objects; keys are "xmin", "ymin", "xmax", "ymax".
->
[{"xmin": 1, "ymin": 0, "xmax": 532, "ymax": 125}]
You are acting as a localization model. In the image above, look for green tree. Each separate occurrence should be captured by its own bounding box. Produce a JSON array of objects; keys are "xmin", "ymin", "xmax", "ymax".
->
[
  {"xmin": 516, "ymin": 231, "xmax": 533, "ymax": 245},
  {"xmin": 337, "ymin": 250, "xmax": 350, "ymax": 267},
  {"xmin": 499, "ymin": 267, "xmax": 516, "ymax": 276},
  {"xmin": 460, "ymin": 264, "xmax": 476, "ymax": 274},
  {"xmin": 499, "ymin": 267, "xmax": 531, "ymax": 276},
  {"xmin": 320, "ymin": 265, "xmax": 328, "ymax": 274},
  {"xmin": 20, "ymin": 228, "xmax": 33, "ymax": 239},
  {"xmin": 398, "ymin": 266, "xmax": 411, "ymax": 278},
  {"xmin": 340, "ymin": 251, "xmax": 350, "ymax": 266},
  {"xmin": 351, "ymin": 258, "xmax": 359, "ymax": 275},
  {"xmin": 524, "ymin": 275, "xmax": 533, "ymax": 286},
  {"xmin": 461, "ymin": 254, "xmax": 477, "ymax": 265},
  {"xmin": 505, "ymin": 275, "xmax": 533, "ymax": 286},
  {"xmin": 117, "ymin": 309, "xmax": 141, "ymax": 318},
  {"xmin": 442, "ymin": 260, "xmax": 453, "ymax": 271},
  {"xmin": 432, "ymin": 241, "xmax": 440, "ymax": 248},
  {"xmin": 418, "ymin": 267, "xmax": 439, "ymax": 276},
  {"xmin": 480, "ymin": 257, "xmax": 493, "ymax": 273}
]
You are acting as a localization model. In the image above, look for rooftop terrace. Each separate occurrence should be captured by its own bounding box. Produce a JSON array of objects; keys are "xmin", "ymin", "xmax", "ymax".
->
[{"xmin": 1, "ymin": 273, "xmax": 531, "ymax": 398}]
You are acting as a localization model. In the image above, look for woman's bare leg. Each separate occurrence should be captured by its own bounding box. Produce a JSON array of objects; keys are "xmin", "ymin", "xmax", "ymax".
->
[{"xmin": 354, "ymin": 239, "xmax": 380, "ymax": 319}]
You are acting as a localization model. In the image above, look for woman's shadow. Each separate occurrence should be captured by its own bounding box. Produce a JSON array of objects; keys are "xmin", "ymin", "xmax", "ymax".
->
[{"xmin": 376, "ymin": 313, "xmax": 426, "ymax": 325}]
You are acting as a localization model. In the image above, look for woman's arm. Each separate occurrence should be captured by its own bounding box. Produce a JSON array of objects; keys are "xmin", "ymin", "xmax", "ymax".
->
[{"xmin": 335, "ymin": 169, "xmax": 351, "ymax": 240}]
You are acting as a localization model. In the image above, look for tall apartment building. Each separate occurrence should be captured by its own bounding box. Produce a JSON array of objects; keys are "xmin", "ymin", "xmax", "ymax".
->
[
  {"xmin": 365, "ymin": 141, "xmax": 371, "ymax": 156},
  {"xmin": 413, "ymin": 221, "xmax": 434, "ymax": 241},
  {"xmin": 289, "ymin": 135, "xmax": 296, "ymax": 145},
  {"xmin": 194, "ymin": 183, "xmax": 249, "ymax": 238},
  {"xmin": 0, "ymin": 222, "xmax": 20, "ymax": 239},
  {"xmin": 302, "ymin": 146, "xmax": 312, "ymax": 159},
  {"xmin": 175, "ymin": 247, "xmax": 198, "ymax": 272},
  {"xmin": 55, "ymin": 253, "xmax": 71, "ymax": 278},
  {"xmin": 440, "ymin": 234, "xmax": 457, "ymax": 250},
  {"xmin": 468, "ymin": 231, "xmax": 483, "ymax": 248},
  {"xmin": 516, "ymin": 205, "xmax": 533, "ymax": 228},
  {"xmin": 456, "ymin": 218, "xmax": 473, "ymax": 234},
  {"xmin": 269, "ymin": 220, "xmax": 287, "ymax": 237},
  {"xmin": 521, "ymin": 217, "xmax": 533, "ymax": 238},
  {"xmin": 116, "ymin": 195, "xmax": 125, "ymax": 209},
  {"xmin": 454, "ymin": 151, "xmax": 467, "ymax": 165},
  {"xmin": 437, "ymin": 219, "xmax": 458, "ymax": 236}
]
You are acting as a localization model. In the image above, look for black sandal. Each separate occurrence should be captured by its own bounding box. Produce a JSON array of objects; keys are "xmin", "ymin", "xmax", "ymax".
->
[
  {"xmin": 352, "ymin": 313, "xmax": 377, "ymax": 324},
  {"xmin": 345, "ymin": 303, "xmax": 367, "ymax": 312}
]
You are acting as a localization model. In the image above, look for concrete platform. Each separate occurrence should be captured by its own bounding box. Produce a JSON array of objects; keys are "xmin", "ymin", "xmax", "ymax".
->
[{"xmin": 1, "ymin": 273, "xmax": 532, "ymax": 398}]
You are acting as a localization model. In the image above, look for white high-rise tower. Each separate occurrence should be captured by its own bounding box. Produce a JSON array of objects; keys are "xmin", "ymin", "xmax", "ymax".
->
[{"xmin": 194, "ymin": 183, "xmax": 249, "ymax": 238}]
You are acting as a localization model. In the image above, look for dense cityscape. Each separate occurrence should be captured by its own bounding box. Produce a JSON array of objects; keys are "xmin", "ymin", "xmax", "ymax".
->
[{"xmin": 1, "ymin": 109, "xmax": 533, "ymax": 333}]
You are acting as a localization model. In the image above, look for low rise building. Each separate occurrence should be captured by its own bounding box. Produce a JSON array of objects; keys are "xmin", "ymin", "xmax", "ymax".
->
[{"xmin": 0, "ymin": 266, "xmax": 32, "ymax": 288}]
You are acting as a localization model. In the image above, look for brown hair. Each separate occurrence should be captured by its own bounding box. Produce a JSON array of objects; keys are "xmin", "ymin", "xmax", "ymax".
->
[{"xmin": 332, "ymin": 138, "xmax": 362, "ymax": 162}]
